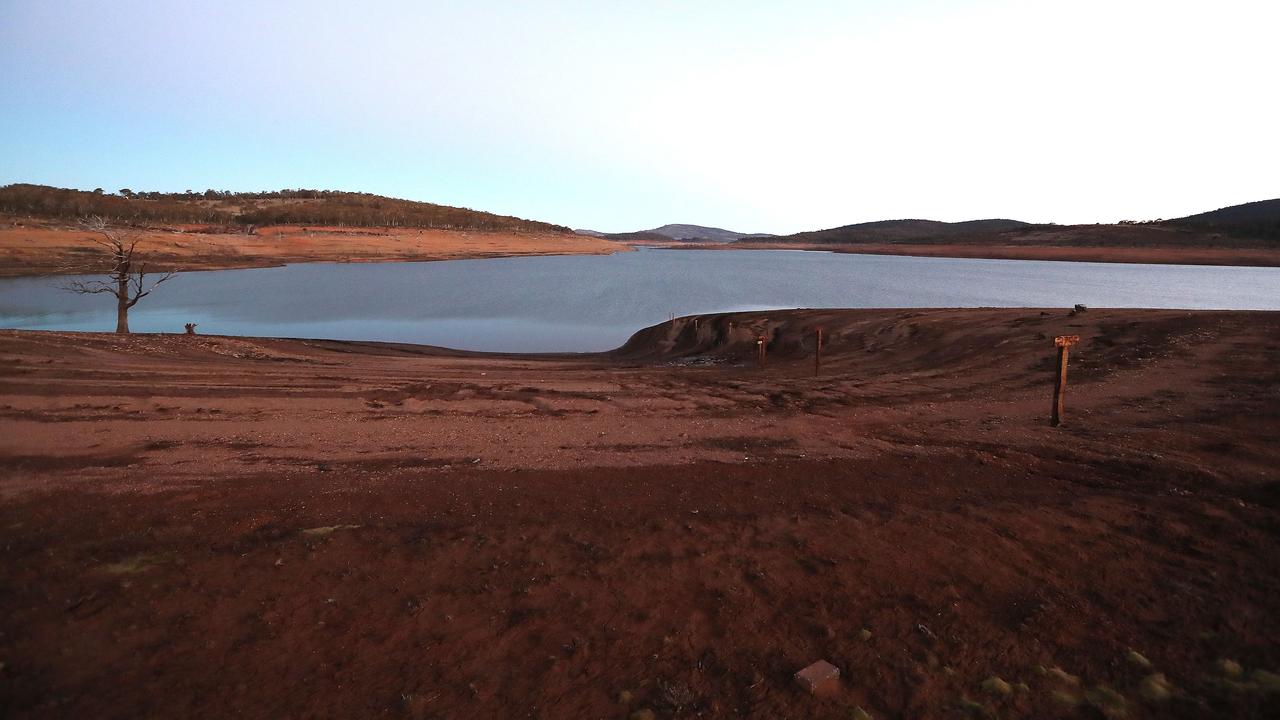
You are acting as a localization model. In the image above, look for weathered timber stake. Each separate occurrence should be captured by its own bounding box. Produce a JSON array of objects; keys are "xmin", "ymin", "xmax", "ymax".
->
[
  {"xmin": 1051, "ymin": 335, "xmax": 1080, "ymax": 426},
  {"xmin": 814, "ymin": 327, "xmax": 824, "ymax": 377},
  {"xmin": 757, "ymin": 336, "xmax": 767, "ymax": 368}
]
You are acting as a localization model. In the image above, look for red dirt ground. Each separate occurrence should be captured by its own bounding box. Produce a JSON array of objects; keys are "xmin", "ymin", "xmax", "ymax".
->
[{"xmin": 1, "ymin": 308, "xmax": 1278, "ymax": 718}]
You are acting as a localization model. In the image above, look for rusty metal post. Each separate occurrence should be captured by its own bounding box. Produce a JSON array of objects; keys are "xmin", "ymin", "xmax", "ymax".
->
[
  {"xmin": 814, "ymin": 327, "xmax": 823, "ymax": 377},
  {"xmin": 1051, "ymin": 335, "xmax": 1079, "ymax": 426}
]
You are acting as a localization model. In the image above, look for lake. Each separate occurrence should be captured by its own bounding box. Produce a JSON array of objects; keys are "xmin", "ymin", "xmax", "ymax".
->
[{"xmin": 2, "ymin": 248, "xmax": 1279, "ymax": 352}]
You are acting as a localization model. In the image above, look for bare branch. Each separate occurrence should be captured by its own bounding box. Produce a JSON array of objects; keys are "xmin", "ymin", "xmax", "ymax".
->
[
  {"xmin": 78, "ymin": 215, "xmax": 134, "ymax": 254},
  {"xmin": 127, "ymin": 268, "xmax": 176, "ymax": 308},
  {"xmin": 63, "ymin": 216, "xmax": 176, "ymax": 332},
  {"xmin": 61, "ymin": 279, "xmax": 121, "ymax": 297}
]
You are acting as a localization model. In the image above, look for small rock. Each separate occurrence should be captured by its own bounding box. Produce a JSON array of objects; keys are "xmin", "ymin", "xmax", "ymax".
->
[
  {"xmin": 617, "ymin": 690, "xmax": 633, "ymax": 704},
  {"xmin": 795, "ymin": 659, "xmax": 841, "ymax": 693},
  {"xmin": 628, "ymin": 710, "xmax": 656, "ymax": 720},
  {"xmin": 858, "ymin": 628, "xmax": 873, "ymax": 641},
  {"xmin": 849, "ymin": 706, "xmax": 873, "ymax": 720}
]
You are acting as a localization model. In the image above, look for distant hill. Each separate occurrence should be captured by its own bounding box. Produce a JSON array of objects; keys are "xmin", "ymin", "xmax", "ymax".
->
[
  {"xmin": 1164, "ymin": 199, "xmax": 1280, "ymax": 240},
  {"xmin": 647, "ymin": 224, "xmax": 776, "ymax": 243},
  {"xmin": 0, "ymin": 183, "xmax": 572, "ymax": 233},
  {"xmin": 768, "ymin": 218, "xmax": 1033, "ymax": 245},
  {"xmin": 578, "ymin": 223, "xmax": 775, "ymax": 244},
  {"xmin": 737, "ymin": 203, "xmax": 1280, "ymax": 260}
]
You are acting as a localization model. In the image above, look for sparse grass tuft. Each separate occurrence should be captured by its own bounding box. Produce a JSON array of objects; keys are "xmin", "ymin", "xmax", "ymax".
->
[
  {"xmin": 1248, "ymin": 669, "xmax": 1280, "ymax": 694},
  {"xmin": 1216, "ymin": 658, "xmax": 1244, "ymax": 678},
  {"xmin": 1125, "ymin": 650, "xmax": 1152, "ymax": 669},
  {"xmin": 980, "ymin": 676, "xmax": 1012, "ymax": 696},
  {"xmin": 1050, "ymin": 690, "xmax": 1081, "ymax": 706},
  {"xmin": 957, "ymin": 698, "xmax": 989, "ymax": 718},
  {"xmin": 301, "ymin": 524, "xmax": 362, "ymax": 536},
  {"xmin": 1042, "ymin": 666, "xmax": 1080, "ymax": 686},
  {"xmin": 1084, "ymin": 685, "xmax": 1127, "ymax": 717},
  {"xmin": 102, "ymin": 552, "xmax": 176, "ymax": 574},
  {"xmin": 1138, "ymin": 673, "xmax": 1173, "ymax": 703}
]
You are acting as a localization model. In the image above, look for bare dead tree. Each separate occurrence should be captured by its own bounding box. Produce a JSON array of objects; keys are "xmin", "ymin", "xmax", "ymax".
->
[{"xmin": 61, "ymin": 216, "xmax": 176, "ymax": 333}]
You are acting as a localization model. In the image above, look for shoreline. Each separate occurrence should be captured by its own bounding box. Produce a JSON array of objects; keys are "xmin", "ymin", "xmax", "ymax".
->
[
  {"xmin": 655, "ymin": 240, "xmax": 1280, "ymax": 267},
  {"xmin": 6, "ymin": 304, "xmax": 1279, "ymax": 357},
  {"xmin": 0, "ymin": 220, "xmax": 630, "ymax": 278},
  {"xmin": 5, "ymin": 215, "xmax": 1279, "ymax": 277}
]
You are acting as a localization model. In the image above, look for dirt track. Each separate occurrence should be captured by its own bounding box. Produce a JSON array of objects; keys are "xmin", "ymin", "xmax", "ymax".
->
[{"xmin": 1, "ymin": 308, "xmax": 1278, "ymax": 718}]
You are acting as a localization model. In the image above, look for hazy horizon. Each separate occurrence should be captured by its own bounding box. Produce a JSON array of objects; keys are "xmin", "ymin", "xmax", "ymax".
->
[{"xmin": 2, "ymin": 0, "xmax": 1277, "ymax": 234}]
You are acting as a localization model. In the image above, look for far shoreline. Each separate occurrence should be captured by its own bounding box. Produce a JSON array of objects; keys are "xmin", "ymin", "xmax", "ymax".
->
[
  {"xmin": 0, "ymin": 219, "xmax": 631, "ymax": 278},
  {"xmin": 7, "ymin": 241, "xmax": 1280, "ymax": 280},
  {"xmin": 5, "ymin": 215, "xmax": 1280, "ymax": 277},
  {"xmin": 647, "ymin": 240, "xmax": 1280, "ymax": 268}
]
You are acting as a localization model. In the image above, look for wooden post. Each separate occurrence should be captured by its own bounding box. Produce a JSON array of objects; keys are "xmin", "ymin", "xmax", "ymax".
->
[
  {"xmin": 1051, "ymin": 335, "xmax": 1079, "ymax": 427},
  {"xmin": 814, "ymin": 327, "xmax": 824, "ymax": 377},
  {"xmin": 757, "ymin": 336, "xmax": 767, "ymax": 368}
]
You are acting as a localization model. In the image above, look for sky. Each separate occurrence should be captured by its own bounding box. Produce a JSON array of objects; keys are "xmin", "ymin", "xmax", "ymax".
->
[{"xmin": 1, "ymin": 0, "xmax": 1276, "ymax": 234}]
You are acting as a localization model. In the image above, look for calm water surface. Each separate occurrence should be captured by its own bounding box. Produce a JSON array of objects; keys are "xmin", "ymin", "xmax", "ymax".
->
[{"xmin": 2, "ymin": 248, "xmax": 1278, "ymax": 352}]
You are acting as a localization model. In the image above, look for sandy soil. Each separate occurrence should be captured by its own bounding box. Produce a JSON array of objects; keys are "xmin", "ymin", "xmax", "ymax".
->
[
  {"xmin": 0, "ymin": 218, "xmax": 626, "ymax": 276},
  {"xmin": 1, "ymin": 308, "xmax": 1278, "ymax": 718}
]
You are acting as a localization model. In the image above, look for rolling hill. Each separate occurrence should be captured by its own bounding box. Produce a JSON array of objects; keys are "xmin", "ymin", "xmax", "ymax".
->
[
  {"xmin": 764, "ymin": 218, "xmax": 1034, "ymax": 245},
  {"xmin": 577, "ymin": 223, "xmax": 774, "ymax": 244},
  {"xmin": 0, "ymin": 183, "xmax": 572, "ymax": 233},
  {"xmin": 1165, "ymin": 198, "xmax": 1280, "ymax": 240}
]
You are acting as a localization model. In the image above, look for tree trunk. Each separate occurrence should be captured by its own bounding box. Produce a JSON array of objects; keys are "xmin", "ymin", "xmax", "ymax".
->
[{"xmin": 116, "ymin": 278, "xmax": 130, "ymax": 334}]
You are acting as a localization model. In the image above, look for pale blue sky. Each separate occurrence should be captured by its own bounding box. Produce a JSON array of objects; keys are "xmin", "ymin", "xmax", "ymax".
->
[{"xmin": 2, "ymin": 0, "xmax": 1276, "ymax": 233}]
